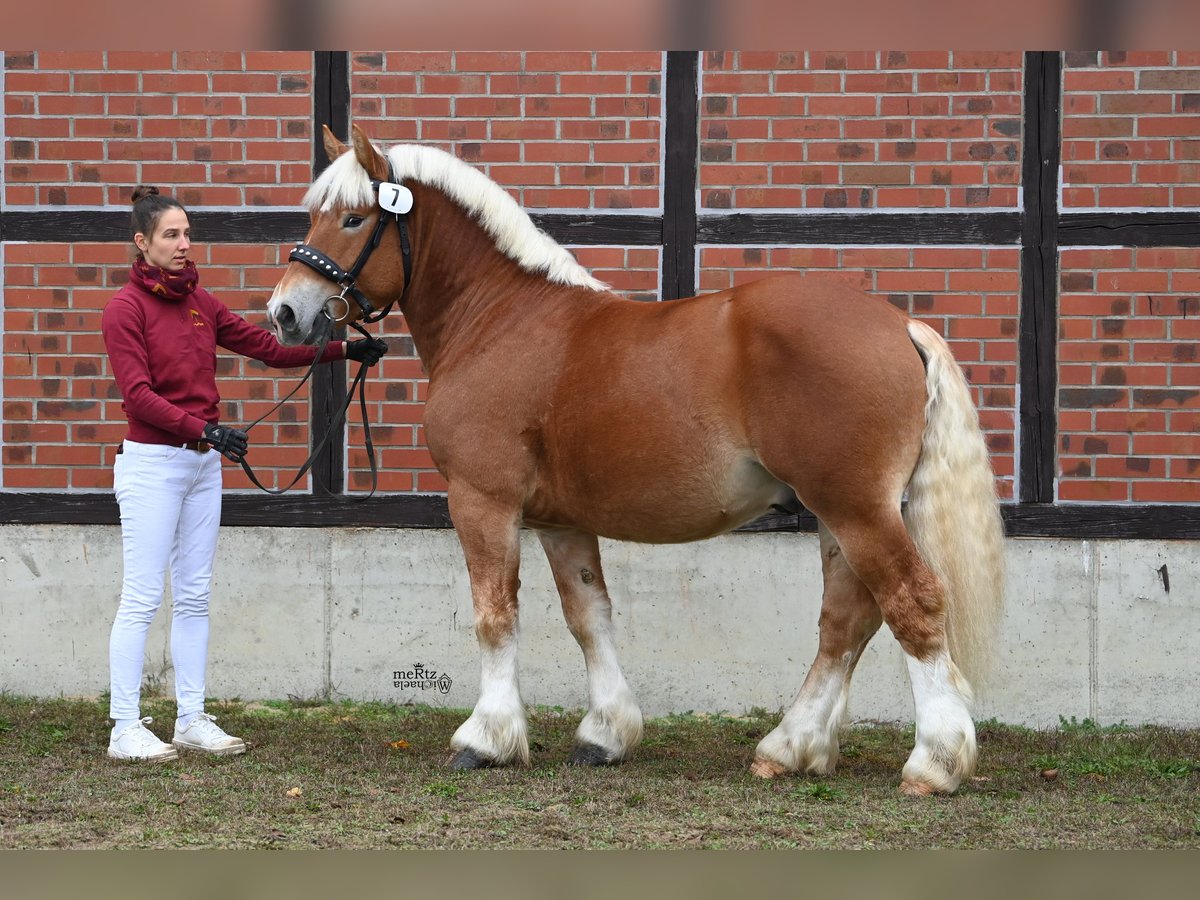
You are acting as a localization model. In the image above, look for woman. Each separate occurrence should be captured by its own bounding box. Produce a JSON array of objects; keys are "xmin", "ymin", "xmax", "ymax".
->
[{"xmin": 101, "ymin": 185, "xmax": 386, "ymax": 761}]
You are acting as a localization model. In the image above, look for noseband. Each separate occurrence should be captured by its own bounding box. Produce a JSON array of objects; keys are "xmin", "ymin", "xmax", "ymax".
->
[{"xmin": 288, "ymin": 163, "xmax": 413, "ymax": 326}]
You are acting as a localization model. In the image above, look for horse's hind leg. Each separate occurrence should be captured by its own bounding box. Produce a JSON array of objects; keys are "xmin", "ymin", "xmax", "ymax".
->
[
  {"xmin": 827, "ymin": 513, "xmax": 977, "ymax": 795},
  {"xmin": 752, "ymin": 522, "xmax": 882, "ymax": 779},
  {"xmin": 536, "ymin": 528, "xmax": 643, "ymax": 765},
  {"xmin": 446, "ymin": 485, "xmax": 529, "ymax": 769}
]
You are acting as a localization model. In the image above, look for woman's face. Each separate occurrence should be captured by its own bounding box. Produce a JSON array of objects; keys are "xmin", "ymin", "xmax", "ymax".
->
[{"xmin": 135, "ymin": 208, "xmax": 191, "ymax": 271}]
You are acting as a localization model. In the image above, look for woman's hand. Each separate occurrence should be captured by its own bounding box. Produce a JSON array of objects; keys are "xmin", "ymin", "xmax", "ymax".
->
[
  {"xmin": 202, "ymin": 424, "xmax": 250, "ymax": 462},
  {"xmin": 345, "ymin": 337, "xmax": 389, "ymax": 367}
]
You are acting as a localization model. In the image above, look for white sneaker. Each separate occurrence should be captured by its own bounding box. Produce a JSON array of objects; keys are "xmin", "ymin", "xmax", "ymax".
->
[
  {"xmin": 172, "ymin": 713, "xmax": 246, "ymax": 756},
  {"xmin": 108, "ymin": 717, "xmax": 179, "ymax": 762}
]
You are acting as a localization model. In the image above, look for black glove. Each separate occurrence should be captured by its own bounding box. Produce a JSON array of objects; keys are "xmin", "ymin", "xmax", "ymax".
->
[
  {"xmin": 202, "ymin": 423, "xmax": 249, "ymax": 462},
  {"xmin": 345, "ymin": 336, "xmax": 389, "ymax": 367}
]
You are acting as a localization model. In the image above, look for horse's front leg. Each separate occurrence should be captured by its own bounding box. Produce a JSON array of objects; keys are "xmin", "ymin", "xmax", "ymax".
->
[
  {"xmin": 536, "ymin": 528, "xmax": 643, "ymax": 765},
  {"xmin": 447, "ymin": 485, "xmax": 529, "ymax": 769}
]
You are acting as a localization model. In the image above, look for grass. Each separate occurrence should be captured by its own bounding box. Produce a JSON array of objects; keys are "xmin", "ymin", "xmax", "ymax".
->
[{"xmin": 0, "ymin": 696, "xmax": 1197, "ymax": 849}]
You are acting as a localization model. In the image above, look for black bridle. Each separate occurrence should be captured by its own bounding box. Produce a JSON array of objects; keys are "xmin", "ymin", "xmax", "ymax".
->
[
  {"xmin": 237, "ymin": 167, "xmax": 414, "ymax": 499},
  {"xmin": 288, "ymin": 165, "xmax": 413, "ymax": 328}
]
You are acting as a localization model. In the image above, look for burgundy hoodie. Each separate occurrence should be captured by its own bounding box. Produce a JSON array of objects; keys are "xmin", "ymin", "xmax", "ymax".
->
[{"xmin": 102, "ymin": 276, "xmax": 344, "ymax": 446}]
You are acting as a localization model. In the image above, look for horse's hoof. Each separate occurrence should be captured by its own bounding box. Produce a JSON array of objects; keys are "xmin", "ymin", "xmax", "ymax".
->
[
  {"xmin": 899, "ymin": 779, "xmax": 937, "ymax": 797},
  {"xmin": 569, "ymin": 743, "xmax": 617, "ymax": 767},
  {"xmin": 448, "ymin": 748, "xmax": 495, "ymax": 770},
  {"xmin": 750, "ymin": 757, "xmax": 789, "ymax": 779}
]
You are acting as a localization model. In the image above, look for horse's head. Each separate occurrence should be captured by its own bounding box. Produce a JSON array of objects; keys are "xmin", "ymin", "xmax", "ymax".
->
[{"xmin": 267, "ymin": 125, "xmax": 412, "ymax": 345}]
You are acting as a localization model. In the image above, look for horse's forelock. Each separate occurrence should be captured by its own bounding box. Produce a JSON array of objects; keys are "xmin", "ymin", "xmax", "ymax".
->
[{"xmin": 303, "ymin": 151, "xmax": 375, "ymax": 214}]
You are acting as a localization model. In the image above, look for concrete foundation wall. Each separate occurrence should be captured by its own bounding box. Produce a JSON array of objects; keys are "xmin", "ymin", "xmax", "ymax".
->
[{"xmin": 2, "ymin": 524, "xmax": 1196, "ymax": 727}]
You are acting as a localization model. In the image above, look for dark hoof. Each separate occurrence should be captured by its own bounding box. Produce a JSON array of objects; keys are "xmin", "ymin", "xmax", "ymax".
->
[
  {"xmin": 569, "ymin": 743, "xmax": 619, "ymax": 767},
  {"xmin": 448, "ymin": 748, "xmax": 495, "ymax": 770}
]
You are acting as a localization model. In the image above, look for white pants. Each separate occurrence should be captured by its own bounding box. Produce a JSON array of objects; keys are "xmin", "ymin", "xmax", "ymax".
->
[{"xmin": 109, "ymin": 439, "xmax": 223, "ymax": 722}]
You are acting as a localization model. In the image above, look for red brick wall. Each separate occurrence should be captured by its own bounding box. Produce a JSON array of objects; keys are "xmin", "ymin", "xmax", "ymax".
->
[
  {"xmin": 700, "ymin": 51, "xmax": 1023, "ymax": 210},
  {"xmin": 1059, "ymin": 248, "xmax": 1200, "ymax": 501},
  {"xmin": 1059, "ymin": 50, "xmax": 1200, "ymax": 502},
  {"xmin": 1062, "ymin": 51, "xmax": 1200, "ymax": 208},
  {"xmin": 349, "ymin": 51, "xmax": 663, "ymax": 209},
  {"xmin": 2, "ymin": 242, "xmax": 114, "ymax": 489},
  {"xmin": 4, "ymin": 51, "xmax": 313, "ymax": 207}
]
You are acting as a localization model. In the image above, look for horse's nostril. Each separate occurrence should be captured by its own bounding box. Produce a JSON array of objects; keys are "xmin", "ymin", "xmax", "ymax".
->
[{"xmin": 276, "ymin": 304, "xmax": 297, "ymax": 331}]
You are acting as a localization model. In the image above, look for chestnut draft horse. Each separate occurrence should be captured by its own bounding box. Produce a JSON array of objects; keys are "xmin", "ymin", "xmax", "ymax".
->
[{"xmin": 267, "ymin": 125, "xmax": 1005, "ymax": 796}]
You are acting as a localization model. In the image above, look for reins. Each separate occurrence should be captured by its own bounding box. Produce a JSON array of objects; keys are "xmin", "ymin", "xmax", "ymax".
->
[
  {"xmin": 235, "ymin": 318, "xmax": 381, "ymax": 500},
  {"xmin": 236, "ymin": 164, "xmax": 414, "ymax": 500}
]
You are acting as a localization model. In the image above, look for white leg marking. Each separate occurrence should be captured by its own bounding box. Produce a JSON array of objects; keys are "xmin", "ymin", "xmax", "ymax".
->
[
  {"xmin": 901, "ymin": 650, "xmax": 977, "ymax": 794},
  {"xmin": 573, "ymin": 601, "xmax": 643, "ymax": 761},
  {"xmin": 754, "ymin": 658, "xmax": 850, "ymax": 777},
  {"xmin": 450, "ymin": 633, "xmax": 529, "ymax": 765}
]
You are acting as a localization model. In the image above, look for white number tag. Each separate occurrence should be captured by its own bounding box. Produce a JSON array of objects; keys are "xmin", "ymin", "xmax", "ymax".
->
[{"xmin": 378, "ymin": 182, "xmax": 414, "ymax": 214}]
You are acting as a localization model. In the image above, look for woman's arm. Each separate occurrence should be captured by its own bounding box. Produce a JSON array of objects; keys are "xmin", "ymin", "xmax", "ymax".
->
[{"xmin": 213, "ymin": 300, "xmax": 346, "ymax": 367}]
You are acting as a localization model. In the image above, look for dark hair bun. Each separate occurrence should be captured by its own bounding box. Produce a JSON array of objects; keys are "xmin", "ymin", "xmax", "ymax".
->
[{"xmin": 131, "ymin": 185, "xmax": 161, "ymax": 205}]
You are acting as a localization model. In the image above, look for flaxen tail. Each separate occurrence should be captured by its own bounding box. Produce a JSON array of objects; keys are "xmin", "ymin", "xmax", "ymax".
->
[{"xmin": 903, "ymin": 320, "xmax": 1005, "ymax": 697}]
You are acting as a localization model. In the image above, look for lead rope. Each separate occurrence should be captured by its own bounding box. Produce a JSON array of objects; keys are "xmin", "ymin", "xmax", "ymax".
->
[{"xmin": 235, "ymin": 318, "xmax": 380, "ymax": 500}]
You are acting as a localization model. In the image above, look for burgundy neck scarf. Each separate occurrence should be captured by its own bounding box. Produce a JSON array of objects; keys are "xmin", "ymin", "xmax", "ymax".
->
[{"xmin": 132, "ymin": 257, "xmax": 199, "ymax": 300}]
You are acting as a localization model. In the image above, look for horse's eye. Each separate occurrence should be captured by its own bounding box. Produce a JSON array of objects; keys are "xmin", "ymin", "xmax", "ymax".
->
[{"xmin": 343, "ymin": 215, "xmax": 365, "ymax": 228}]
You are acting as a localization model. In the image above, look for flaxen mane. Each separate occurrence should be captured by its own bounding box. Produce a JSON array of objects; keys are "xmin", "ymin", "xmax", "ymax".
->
[{"xmin": 303, "ymin": 143, "xmax": 608, "ymax": 291}]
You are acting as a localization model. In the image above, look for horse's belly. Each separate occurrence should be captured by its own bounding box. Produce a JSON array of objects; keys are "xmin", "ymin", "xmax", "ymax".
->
[{"xmin": 529, "ymin": 453, "xmax": 789, "ymax": 543}]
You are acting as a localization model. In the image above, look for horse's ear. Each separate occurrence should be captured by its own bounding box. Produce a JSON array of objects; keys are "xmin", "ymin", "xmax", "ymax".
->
[
  {"xmin": 323, "ymin": 125, "xmax": 347, "ymax": 163},
  {"xmin": 351, "ymin": 124, "xmax": 389, "ymax": 181}
]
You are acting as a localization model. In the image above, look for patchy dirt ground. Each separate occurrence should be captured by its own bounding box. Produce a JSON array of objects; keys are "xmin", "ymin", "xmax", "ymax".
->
[{"xmin": 1, "ymin": 696, "xmax": 1197, "ymax": 848}]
